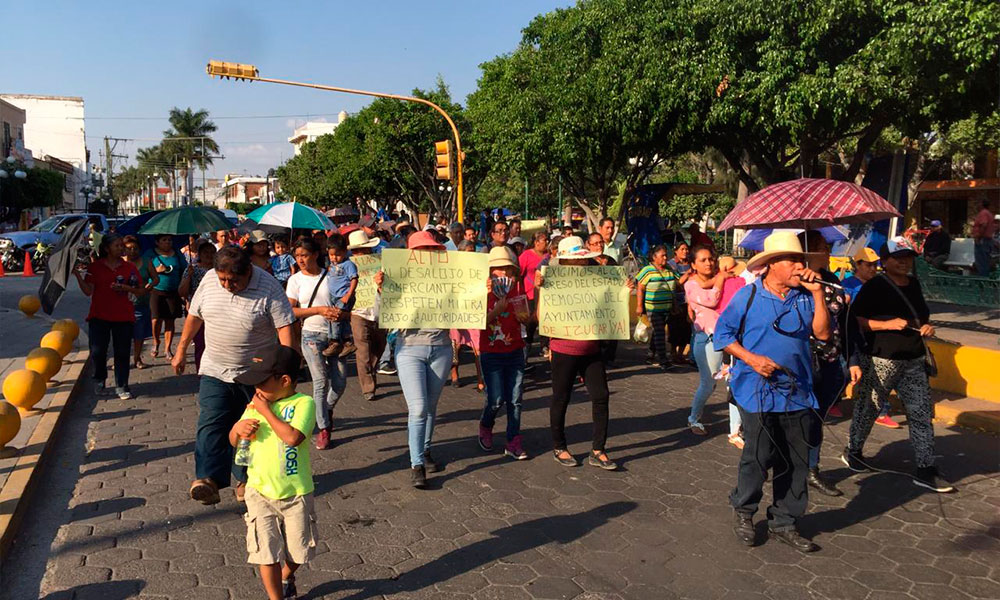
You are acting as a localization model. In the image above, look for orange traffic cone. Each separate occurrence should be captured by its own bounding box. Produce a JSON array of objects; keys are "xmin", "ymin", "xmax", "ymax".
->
[{"xmin": 22, "ymin": 251, "xmax": 36, "ymax": 277}]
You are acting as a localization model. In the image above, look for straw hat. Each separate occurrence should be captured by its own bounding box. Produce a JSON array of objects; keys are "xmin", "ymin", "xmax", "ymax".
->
[
  {"xmin": 406, "ymin": 230, "xmax": 444, "ymax": 250},
  {"xmin": 852, "ymin": 247, "xmax": 879, "ymax": 263},
  {"xmin": 718, "ymin": 256, "xmax": 747, "ymax": 275},
  {"xmin": 248, "ymin": 230, "xmax": 268, "ymax": 244},
  {"xmin": 552, "ymin": 235, "xmax": 599, "ymax": 265},
  {"xmin": 488, "ymin": 246, "xmax": 518, "ymax": 269},
  {"xmin": 347, "ymin": 229, "xmax": 380, "ymax": 250},
  {"xmin": 745, "ymin": 231, "xmax": 805, "ymax": 271}
]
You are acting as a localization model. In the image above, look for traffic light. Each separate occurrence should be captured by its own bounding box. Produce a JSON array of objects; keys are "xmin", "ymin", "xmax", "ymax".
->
[
  {"xmin": 434, "ymin": 140, "xmax": 453, "ymax": 180},
  {"xmin": 206, "ymin": 60, "xmax": 259, "ymax": 81}
]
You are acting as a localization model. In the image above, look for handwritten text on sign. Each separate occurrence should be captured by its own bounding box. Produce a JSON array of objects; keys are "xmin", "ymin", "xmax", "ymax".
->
[
  {"xmin": 538, "ymin": 265, "xmax": 630, "ymax": 340},
  {"xmin": 380, "ymin": 249, "xmax": 488, "ymax": 329},
  {"xmin": 352, "ymin": 254, "xmax": 381, "ymax": 310}
]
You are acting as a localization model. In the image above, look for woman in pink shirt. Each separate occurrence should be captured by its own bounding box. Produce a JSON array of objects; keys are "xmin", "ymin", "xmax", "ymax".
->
[
  {"xmin": 519, "ymin": 231, "xmax": 549, "ymax": 357},
  {"xmin": 684, "ymin": 246, "xmax": 743, "ymax": 443}
]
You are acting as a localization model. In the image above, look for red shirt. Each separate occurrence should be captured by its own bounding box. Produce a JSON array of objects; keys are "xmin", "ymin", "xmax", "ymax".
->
[
  {"xmin": 86, "ymin": 259, "xmax": 140, "ymax": 322},
  {"xmin": 479, "ymin": 292, "xmax": 526, "ymax": 354},
  {"xmin": 519, "ymin": 249, "xmax": 546, "ymax": 300}
]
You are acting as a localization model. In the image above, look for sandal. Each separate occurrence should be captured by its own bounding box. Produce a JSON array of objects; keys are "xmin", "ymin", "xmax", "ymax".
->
[
  {"xmin": 134, "ymin": 361, "xmax": 148, "ymax": 370},
  {"xmin": 476, "ymin": 382, "xmax": 485, "ymax": 393},
  {"xmin": 151, "ymin": 345, "xmax": 159, "ymax": 358},
  {"xmin": 588, "ymin": 451, "xmax": 618, "ymax": 471},
  {"xmin": 553, "ymin": 449, "xmax": 578, "ymax": 467}
]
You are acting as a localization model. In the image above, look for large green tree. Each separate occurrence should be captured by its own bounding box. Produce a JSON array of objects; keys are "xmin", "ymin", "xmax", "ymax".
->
[{"xmin": 162, "ymin": 108, "xmax": 220, "ymax": 203}]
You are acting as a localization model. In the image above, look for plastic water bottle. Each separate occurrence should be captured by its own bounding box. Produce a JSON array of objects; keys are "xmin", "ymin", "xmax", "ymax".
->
[{"xmin": 235, "ymin": 438, "xmax": 252, "ymax": 467}]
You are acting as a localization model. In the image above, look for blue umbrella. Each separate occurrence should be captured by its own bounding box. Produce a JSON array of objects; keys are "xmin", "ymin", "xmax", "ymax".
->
[
  {"xmin": 739, "ymin": 226, "xmax": 847, "ymax": 253},
  {"xmin": 116, "ymin": 211, "xmax": 186, "ymax": 253}
]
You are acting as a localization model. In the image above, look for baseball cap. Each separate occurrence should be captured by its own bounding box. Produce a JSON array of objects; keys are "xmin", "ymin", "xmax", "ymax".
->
[
  {"xmin": 879, "ymin": 236, "xmax": 918, "ymax": 260},
  {"xmin": 929, "ymin": 220, "xmax": 942, "ymax": 227},
  {"xmin": 853, "ymin": 247, "xmax": 880, "ymax": 263},
  {"xmin": 234, "ymin": 345, "xmax": 302, "ymax": 386}
]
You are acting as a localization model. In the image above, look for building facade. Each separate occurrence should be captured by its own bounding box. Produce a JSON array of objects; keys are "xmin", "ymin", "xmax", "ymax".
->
[
  {"xmin": 0, "ymin": 99, "xmax": 26, "ymax": 160},
  {"xmin": 0, "ymin": 94, "xmax": 89, "ymax": 211},
  {"xmin": 223, "ymin": 176, "xmax": 279, "ymax": 206},
  {"xmin": 288, "ymin": 111, "xmax": 347, "ymax": 155}
]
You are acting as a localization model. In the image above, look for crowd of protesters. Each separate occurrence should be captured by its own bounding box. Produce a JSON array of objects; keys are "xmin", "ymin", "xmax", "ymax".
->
[{"xmin": 71, "ymin": 209, "xmax": 958, "ymax": 599}]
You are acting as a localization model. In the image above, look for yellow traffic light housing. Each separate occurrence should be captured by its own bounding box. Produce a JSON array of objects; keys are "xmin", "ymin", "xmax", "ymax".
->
[
  {"xmin": 434, "ymin": 140, "xmax": 453, "ymax": 180},
  {"xmin": 206, "ymin": 60, "xmax": 259, "ymax": 81}
]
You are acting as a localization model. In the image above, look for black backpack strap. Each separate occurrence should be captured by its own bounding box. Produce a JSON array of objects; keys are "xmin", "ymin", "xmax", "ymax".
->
[{"xmin": 736, "ymin": 282, "xmax": 757, "ymax": 345}]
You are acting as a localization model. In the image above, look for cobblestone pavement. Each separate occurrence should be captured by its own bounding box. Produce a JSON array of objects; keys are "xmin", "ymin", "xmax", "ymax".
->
[{"xmin": 3, "ymin": 344, "xmax": 998, "ymax": 600}]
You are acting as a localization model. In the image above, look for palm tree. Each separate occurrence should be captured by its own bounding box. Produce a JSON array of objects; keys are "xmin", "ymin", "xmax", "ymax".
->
[{"xmin": 162, "ymin": 108, "xmax": 220, "ymax": 205}]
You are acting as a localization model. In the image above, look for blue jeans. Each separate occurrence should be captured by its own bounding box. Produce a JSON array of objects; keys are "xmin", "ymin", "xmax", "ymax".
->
[
  {"xmin": 89, "ymin": 318, "xmax": 134, "ymax": 388},
  {"xmin": 302, "ymin": 330, "xmax": 348, "ymax": 430},
  {"xmin": 378, "ymin": 332, "xmax": 396, "ymax": 370},
  {"xmin": 810, "ymin": 358, "xmax": 846, "ymax": 468},
  {"xmin": 196, "ymin": 376, "xmax": 254, "ymax": 488},
  {"xmin": 689, "ymin": 330, "xmax": 724, "ymax": 425},
  {"xmin": 327, "ymin": 299, "xmax": 349, "ymax": 342},
  {"xmin": 479, "ymin": 349, "xmax": 525, "ymax": 442},
  {"xmin": 974, "ymin": 238, "xmax": 993, "ymax": 277},
  {"xmin": 396, "ymin": 343, "xmax": 451, "ymax": 467}
]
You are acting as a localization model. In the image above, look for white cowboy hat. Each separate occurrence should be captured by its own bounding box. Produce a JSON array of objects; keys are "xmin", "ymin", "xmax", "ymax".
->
[
  {"xmin": 488, "ymin": 246, "xmax": 518, "ymax": 269},
  {"xmin": 552, "ymin": 235, "xmax": 599, "ymax": 265},
  {"xmin": 745, "ymin": 231, "xmax": 805, "ymax": 272},
  {"xmin": 347, "ymin": 229, "xmax": 380, "ymax": 250},
  {"xmin": 248, "ymin": 230, "xmax": 269, "ymax": 244}
]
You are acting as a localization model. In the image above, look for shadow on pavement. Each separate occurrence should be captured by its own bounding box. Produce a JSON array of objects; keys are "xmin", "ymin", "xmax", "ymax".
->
[
  {"xmin": 40, "ymin": 579, "xmax": 144, "ymax": 600},
  {"xmin": 303, "ymin": 501, "xmax": 637, "ymax": 600}
]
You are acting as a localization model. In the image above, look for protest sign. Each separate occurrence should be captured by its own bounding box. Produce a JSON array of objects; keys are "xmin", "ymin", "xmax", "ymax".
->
[
  {"xmin": 352, "ymin": 254, "xmax": 381, "ymax": 310},
  {"xmin": 538, "ymin": 265, "xmax": 630, "ymax": 340},
  {"xmin": 519, "ymin": 219, "xmax": 548, "ymax": 238},
  {"xmin": 380, "ymin": 249, "xmax": 488, "ymax": 329}
]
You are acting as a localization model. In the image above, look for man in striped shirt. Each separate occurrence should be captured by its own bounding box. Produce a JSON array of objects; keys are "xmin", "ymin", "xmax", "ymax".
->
[{"xmin": 172, "ymin": 247, "xmax": 296, "ymax": 505}]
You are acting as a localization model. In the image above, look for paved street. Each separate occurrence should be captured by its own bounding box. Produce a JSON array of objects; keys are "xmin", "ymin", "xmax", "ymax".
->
[
  {"xmin": 0, "ymin": 277, "xmax": 89, "ymax": 331},
  {"xmin": 2, "ymin": 342, "xmax": 997, "ymax": 600}
]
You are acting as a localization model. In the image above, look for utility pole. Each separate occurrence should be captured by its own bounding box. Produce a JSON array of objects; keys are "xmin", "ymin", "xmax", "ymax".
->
[{"xmin": 103, "ymin": 136, "xmax": 128, "ymax": 215}]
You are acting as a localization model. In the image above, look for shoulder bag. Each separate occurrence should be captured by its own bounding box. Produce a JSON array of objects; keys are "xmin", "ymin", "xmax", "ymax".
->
[{"xmin": 877, "ymin": 273, "xmax": 937, "ymax": 377}]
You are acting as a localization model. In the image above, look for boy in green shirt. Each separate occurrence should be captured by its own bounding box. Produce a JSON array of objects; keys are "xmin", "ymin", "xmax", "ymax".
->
[{"xmin": 229, "ymin": 346, "xmax": 316, "ymax": 600}]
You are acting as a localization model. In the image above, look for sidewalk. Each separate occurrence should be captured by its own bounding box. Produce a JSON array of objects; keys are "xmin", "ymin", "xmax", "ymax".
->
[{"xmin": 3, "ymin": 342, "xmax": 997, "ymax": 600}]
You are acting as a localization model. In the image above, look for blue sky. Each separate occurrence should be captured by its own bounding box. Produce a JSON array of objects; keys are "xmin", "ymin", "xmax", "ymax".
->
[{"xmin": 2, "ymin": 1, "xmax": 569, "ymax": 179}]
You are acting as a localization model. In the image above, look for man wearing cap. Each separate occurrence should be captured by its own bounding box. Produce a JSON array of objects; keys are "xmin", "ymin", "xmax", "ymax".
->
[
  {"xmin": 841, "ymin": 247, "xmax": 879, "ymax": 301},
  {"xmin": 713, "ymin": 231, "xmax": 831, "ymax": 552},
  {"xmin": 922, "ymin": 220, "xmax": 951, "ymax": 269},
  {"xmin": 172, "ymin": 246, "xmax": 296, "ymax": 505},
  {"xmin": 444, "ymin": 222, "xmax": 465, "ymax": 251},
  {"xmin": 358, "ymin": 215, "xmax": 389, "ymax": 255}
]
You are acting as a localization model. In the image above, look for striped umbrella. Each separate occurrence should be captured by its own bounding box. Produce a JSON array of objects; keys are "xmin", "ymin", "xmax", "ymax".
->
[
  {"xmin": 246, "ymin": 201, "xmax": 334, "ymax": 230},
  {"xmin": 717, "ymin": 178, "xmax": 901, "ymax": 231}
]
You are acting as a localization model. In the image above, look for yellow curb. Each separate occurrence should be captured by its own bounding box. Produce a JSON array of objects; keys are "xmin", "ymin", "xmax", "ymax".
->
[
  {"xmin": 928, "ymin": 339, "xmax": 1000, "ymax": 402},
  {"xmin": 0, "ymin": 347, "xmax": 89, "ymax": 561}
]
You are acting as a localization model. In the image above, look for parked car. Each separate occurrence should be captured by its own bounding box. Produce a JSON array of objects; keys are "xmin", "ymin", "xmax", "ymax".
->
[{"xmin": 0, "ymin": 213, "xmax": 108, "ymax": 272}]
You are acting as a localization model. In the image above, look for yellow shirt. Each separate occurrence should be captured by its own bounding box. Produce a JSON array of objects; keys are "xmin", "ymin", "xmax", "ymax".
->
[{"xmin": 240, "ymin": 392, "xmax": 315, "ymax": 500}]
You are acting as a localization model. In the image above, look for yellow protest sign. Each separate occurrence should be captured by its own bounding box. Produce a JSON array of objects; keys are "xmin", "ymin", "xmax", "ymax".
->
[
  {"xmin": 538, "ymin": 265, "xmax": 630, "ymax": 340},
  {"xmin": 380, "ymin": 249, "xmax": 488, "ymax": 329},
  {"xmin": 519, "ymin": 219, "xmax": 548, "ymax": 238},
  {"xmin": 352, "ymin": 254, "xmax": 381, "ymax": 310}
]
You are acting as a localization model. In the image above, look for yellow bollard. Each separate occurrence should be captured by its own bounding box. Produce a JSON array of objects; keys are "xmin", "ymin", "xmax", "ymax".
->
[
  {"xmin": 0, "ymin": 401, "xmax": 20, "ymax": 458},
  {"xmin": 40, "ymin": 330, "xmax": 72, "ymax": 358},
  {"xmin": 52, "ymin": 319, "xmax": 81, "ymax": 342},
  {"xmin": 2, "ymin": 369, "xmax": 46, "ymax": 416},
  {"xmin": 18, "ymin": 295, "xmax": 41, "ymax": 317},
  {"xmin": 25, "ymin": 347, "xmax": 63, "ymax": 382}
]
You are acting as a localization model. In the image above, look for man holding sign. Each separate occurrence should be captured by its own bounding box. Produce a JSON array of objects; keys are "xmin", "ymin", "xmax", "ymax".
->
[
  {"xmin": 537, "ymin": 236, "xmax": 632, "ymax": 472},
  {"xmin": 346, "ymin": 230, "xmax": 385, "ymax": 402},
  {"xmin": 377, "ymin": 231, "xmax": 489, "ymax": 489}
]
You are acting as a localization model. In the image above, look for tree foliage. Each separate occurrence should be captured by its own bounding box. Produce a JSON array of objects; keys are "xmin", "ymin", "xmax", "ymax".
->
[{"xmin": 1, "ymin": 167, "xmax": 65, "ymax": 212}]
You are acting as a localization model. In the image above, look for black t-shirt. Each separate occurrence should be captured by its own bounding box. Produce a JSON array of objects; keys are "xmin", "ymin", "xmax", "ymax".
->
[
  {"xmin": 851, "ymin": 275, "xmax": 929, "ymax": 360},
  {"xmin": 923, "ymin": 230, "xmax": 951, "ymax": 256}
]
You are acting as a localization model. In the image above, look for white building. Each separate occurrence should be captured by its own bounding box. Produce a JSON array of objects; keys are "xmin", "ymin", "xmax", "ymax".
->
[
  {"xmin": 0, "ymin": 94, "xmax": 89, "ymax": 211},
  {"xmin": 288, "ymin": 111, "xmax": 347, "ymax": 155},
  {"xmin": 223, "ymin": 175, "xmax": 279, "ymax": 206}
]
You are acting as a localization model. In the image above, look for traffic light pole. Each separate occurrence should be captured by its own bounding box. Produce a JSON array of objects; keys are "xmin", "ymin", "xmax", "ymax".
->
[{"xmin": 206, "ymin": 63, "xmax": 465, "ymax": 223}]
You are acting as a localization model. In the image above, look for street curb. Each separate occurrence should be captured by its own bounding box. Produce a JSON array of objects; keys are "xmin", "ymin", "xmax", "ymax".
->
[{"xmin": 0, "ymin": 346, "xmax": 89, "ymax": 562}]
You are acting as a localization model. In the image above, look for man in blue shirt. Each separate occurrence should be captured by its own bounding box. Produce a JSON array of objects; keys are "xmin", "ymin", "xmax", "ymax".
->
[{"xmin": 714, "ymin": 231, "xmax": 831, "ymax": 553}]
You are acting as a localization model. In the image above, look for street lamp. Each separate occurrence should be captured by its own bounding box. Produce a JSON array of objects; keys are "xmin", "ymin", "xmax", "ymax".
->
[
  {"xmin": 206, "ymin": 59, "xmax": 467, "ymax": 223},
  {"xmin": 81, "ymin": 185, "xmax": 94, "ymax": 213}
]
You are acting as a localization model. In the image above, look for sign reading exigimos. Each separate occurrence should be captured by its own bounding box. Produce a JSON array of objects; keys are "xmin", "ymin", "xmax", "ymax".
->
[{"xmin": 538, "ymin": 265, "xmax": 630, "ymax": 340}]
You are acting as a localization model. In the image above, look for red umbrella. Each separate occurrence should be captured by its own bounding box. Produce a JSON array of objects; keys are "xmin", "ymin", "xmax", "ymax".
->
[{"xmin": 717, "ymin": 178, "xmax": 901, "ymax": 231}]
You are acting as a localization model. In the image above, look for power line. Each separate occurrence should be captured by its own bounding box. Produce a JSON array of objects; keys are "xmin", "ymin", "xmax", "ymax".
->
[{"xmin": 26, "ymin": 112, "xmax": 350, "ymax": 121}]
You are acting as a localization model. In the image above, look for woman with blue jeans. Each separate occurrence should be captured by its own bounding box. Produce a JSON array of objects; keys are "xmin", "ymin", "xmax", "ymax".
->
[
  {"xmin": 285, "ymin": 238, "xmax": 347, "ymax": 451},
  {"xmin": 376, "ymin": 231, "xmax": 453, "ymax": 488},
  {"xmin": 684, "ymin": 246, "xmax": 740, "ymax": 436},
  {"xmin": 477, "ymin": 246, "xmax": 529, "ymax": 460}
]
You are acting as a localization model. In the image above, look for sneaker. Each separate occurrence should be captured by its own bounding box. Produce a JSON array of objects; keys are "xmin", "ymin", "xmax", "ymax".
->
[
  {"xmin": 321, "ymin": 341, "xmax": 342, "ymax": 357},
  {"xmin": 504, "ymin": 436, "xmax": 528, "ymax": 461},
  {"xmin": 282, "ymin": 577, "xmax": 297, "ymax": 599},
  {"xmin": 377, "ymin": 365, "xmax": 397, "ymax": 376},
  {"xmin": 478, "ymin": 425, "xmax": 493, "ymax": 451},
  {"xmin": 875, "ymin": 415, "xmax": 901, "ymax": 429},
  {"xmin": 689, "ymin": 422, "xmax": 708, "ymax": 436},
  {"xmin": 840, "ymin": 447, "xmax": 871, "ymax": 473},
  {"xmin": 553, "ymin": 449, "xmax": 578, "ymax": 467},
  {"xmin": 827, "ymin": 404, "xmax": 843, "ymax": 418},
  {"xmin": 913, "ymin": 466, "xmax": 955, "ymax": 493},
  {"xmin": 588, "ymin": 451, "xmax": 618, "ymax": 471},
  {"xmin": 115, "ymin": 387, "xmax": 134, "ymax": 400},
  {"xmin": 411, "ymin": 465, "xmax": 427, "ymax": 488},
  {"xmin": 423, "ymin": 452, "xmax": 442, "ymax": 473},
  {"xmin": 315, "ymin": 429, "xmax": 331, "ymax": 450},
  {"xmin": 338, "ymin": 341, "xmax": 357, "ymax": 358},
  {"xmin": 94, "ymin": 381, "xmax": 109, "ymax": 396},
  {"xmin": 727, "ymin": 433, "xmax": 745, "ymax": 450}
]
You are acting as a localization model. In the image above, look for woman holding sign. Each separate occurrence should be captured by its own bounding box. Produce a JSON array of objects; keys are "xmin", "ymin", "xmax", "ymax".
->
[
  {"xmin": 477, "ymin": 246, "xmax": 531, "ymax": 460},
  {"xmin": 543, "ymin": 236, "xmax": 620, "ymax": 471}
]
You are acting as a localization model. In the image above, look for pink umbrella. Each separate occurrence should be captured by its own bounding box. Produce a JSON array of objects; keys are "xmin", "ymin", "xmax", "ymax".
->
[{"xmin": 717, "ymin": 178, "xmax": 901, "ymax": 231}]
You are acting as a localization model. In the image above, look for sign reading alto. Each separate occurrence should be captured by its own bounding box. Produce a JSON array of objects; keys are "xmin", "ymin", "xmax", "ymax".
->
[
  {"xmin": 379, "ymin": 249, "xmax": 488, "ymax": 329},
  {"xmin": 538, "ymin": 266, "xmax": 630, "ymax": 340}
]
